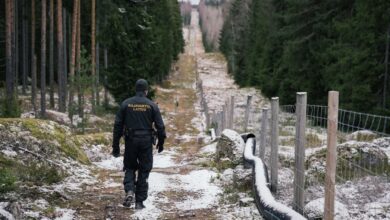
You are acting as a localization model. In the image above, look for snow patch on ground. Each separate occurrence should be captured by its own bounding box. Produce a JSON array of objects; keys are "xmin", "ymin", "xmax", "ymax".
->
[
  {"xmin": 130, "ymin": 172, "xmax": 170, "ymax": 220},
  {"xmin": 1, "ymin": 149, "xmax": 17, "ymax": 157},
  {"xmin": 175, "ymin": 170, "xmax": 221, "ymax": 210},
  {"xmin": 200, "ymin": 142, "xmax": 217, "ymax": 154},
  {"xmin": 53, "ymin": 208, "xmax": 76, "ymax": 220},
  {"xmin": 304, "ymin": 198, "xmax": 350, "ymax": 219},
  {"xmin": 0, "ymin": 202, "xmax": 14, "ymax": 220},
  {"xmin": 94, "ymin": 156, "xmax": 123, "ymax": 171},
  {"xmin": 103, "ymin": 179, "xmax": 122, "ymax": 188},
  {"xmin": 153, "ymin": 151, "xmax": 177, "ymax": 168}
]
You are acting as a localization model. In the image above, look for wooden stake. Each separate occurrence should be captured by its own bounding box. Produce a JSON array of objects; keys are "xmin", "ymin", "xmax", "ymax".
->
[
  {"xmin": 324, "ymin": 91, "xmax": 339, "ymax": 220},
  {"xmin": 270, "ymin": 97, "xmax": 279, "ymax": 192},
  {"xmin": 293, "ymin": 92, "xmax": 307, "ymax": 214}
]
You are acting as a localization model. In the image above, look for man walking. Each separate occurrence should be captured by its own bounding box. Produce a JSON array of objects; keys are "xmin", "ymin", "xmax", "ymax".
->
[{"xmin": 112, "ymin": 79, "xmax": 166, "ymax": 209}]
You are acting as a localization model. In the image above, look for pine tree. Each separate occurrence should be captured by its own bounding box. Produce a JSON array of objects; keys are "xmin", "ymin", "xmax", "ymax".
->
[
  {"xmin": 5, "ymin": 0, "xmax": 16, "ymax": 116},
  {"xmin": 57, "ymin": 0, "xmax": 66, "ymax": 112},
  {"xmin": 91, "ymin": 0, "xmax": 97, "ymax": 112},
  {"xmin": 49, "ymin": 0, "xmax": 55, "ymax": 108},
  {"xmin": 40, "ymin": 0, "xmax": 47, "ymax": 117},
  {"xmin": 69, "ymin": 0, "xmax": 79, "ymax": 123},
  {"xmin": 31, "ymin": 0, "xmax": 37, "ymax": 113}
]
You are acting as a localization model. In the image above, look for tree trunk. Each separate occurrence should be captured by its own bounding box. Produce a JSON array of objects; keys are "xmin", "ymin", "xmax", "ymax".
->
[
  {"xmin": 5, "ymin": 0, "xmax": 15, "ymax": 114},
  {"xmin": 91, "ymin": 0, "xmax": 96, "ymax": 112},
  {"xmin": 96, "ymin": 31, "xmax": 100, "ymax": 107},
  {"xmin": 103, "ymin": 48, "xmax": 108, "ymax": 107},
  {"xmin": 57, "ymin": 0, "xmax": 65, "ymax": 112},
  {"xmin": 40, "ymin": 0, "xmax": 47, "ymax": 117},
  {"xmin": 63, "ymin": 8, "xmax": 68, "ymax": 107},
  {"xmin": 69, "ymin": 0, "xmax": 79, "ymax": 123},
  {"xmin": 49, "ymin": 0, "xmax": 55, "ymax": 108},
  {"xmin": 31, "ymin": 0, "xmax": 37, "ymax": 113},
  {"xmin": 95, "ymin": 0, "xmax": 100, "ymax": 107},
  {"xmin": 77, "ymin": 0, "xmax": 83, "ymax": 119},
  {"xmin": 14, "ymin": 0, "xmax": 19, "ymax": 95},
  {"xmin": 22, "ymin": 0, "xmax": 28, "ymax": 95}
]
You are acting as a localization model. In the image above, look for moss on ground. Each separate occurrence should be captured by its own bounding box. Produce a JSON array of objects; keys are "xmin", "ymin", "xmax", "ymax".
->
[
  {"xmin": 306, "ymin": 146, "xmax": 390, "ymax": 185},
  {"xmin": 199, "ymin": 159, "xmax": 238, "ymax": 172},
  {"xmin": 356, "ymin": 132, "xmax": 377, "ymax": 142},
  {"xmin": 0, "ymin": 118, "xmax": 89, "ymax": 164},
  {"xmin": 77, "ymin": 133, "xmax": 112, "ymax": 147},
  {"xmin": 0, "ymin": 168, "xmax": 16, "ymax": 194},
  {"xmin": 0, "ymin": 155, "xmax": 65, "ymax": 193},
  {"xmin": 306, "ymin": 133, "xmax": 323, "ymax": 148}
]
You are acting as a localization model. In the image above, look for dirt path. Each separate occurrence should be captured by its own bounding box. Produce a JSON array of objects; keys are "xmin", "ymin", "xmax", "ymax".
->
[
  {"xmin": 68, "ymin": 10, "xmax": 220, "ymax": 220},
  {"xmin": 66, "ymin": 10, "xmax": 265, "ymax": 220}
]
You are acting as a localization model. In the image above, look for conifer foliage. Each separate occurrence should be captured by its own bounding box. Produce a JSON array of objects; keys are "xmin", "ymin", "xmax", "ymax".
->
[
  {"xmin": 220, "ymin": 0, "xmax": 390, "ymax": 114},
  {"xmin": 99, "ymin": 0, "xmax": 184, "ymax": 103},
  {"xmin": 0, "ymin": 0, "xmax": 184, "ymax": 117}
]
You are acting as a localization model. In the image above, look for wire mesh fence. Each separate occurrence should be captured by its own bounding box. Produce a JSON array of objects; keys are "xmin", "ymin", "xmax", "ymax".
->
[
  {"xmin": 279, "ymin": 97, "xmax": 390, "ymax": 219},
  {"xmin": 202, "ymin": 83, "xmax": 390, "ymax": 219}
]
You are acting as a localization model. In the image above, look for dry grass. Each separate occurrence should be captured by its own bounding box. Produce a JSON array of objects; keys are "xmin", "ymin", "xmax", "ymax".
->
[{"xmin": 155, "ymin": 53, "xmax": 203, "ymax": 157}]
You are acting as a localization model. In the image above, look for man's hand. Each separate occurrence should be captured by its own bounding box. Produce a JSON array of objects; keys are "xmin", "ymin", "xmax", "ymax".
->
[
  {"xmin": 156, "ymin": 138, "xmax": 164, "ymax": 153},
  {"xmin": 112, "ymin": 146, "xmax": 120, "ymax": 158}
]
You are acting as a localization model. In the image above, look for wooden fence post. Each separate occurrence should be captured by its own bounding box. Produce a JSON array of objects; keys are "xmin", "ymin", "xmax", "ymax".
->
[
  {"xmin": 222, "ymin": 105, "xmax": 226, "ymax": 132},
  {"xmin": 324, "ymin": 91, "xmax": 339, "ymax": 220},
  {"xmin": 224, "ymin": 100, "xmax": 230, "ymax": 129},
  {"xmin": 230, "ymin": 96, "xmax": 235, "ymax": 129},
  {"xmin": 293, "ymin": 92, "xmax": 307, "ymax": 214},
  {"xmin": 259, "ymin": 108, "xmax": 269, "ymax": 160},
  {"xmin": 244, "ymin": 95, "xmax": 253, "ymax": 132},
  {"xmin": 217, "ymin": 111, "xmax": 222, "ymax": 136},
  {"xmin": 205, "ymin": 103, "xmax": 210, "ymax": 128},
  {"xmin": 270, "ymin": 97, "xmax": 279, "ymax": 192}
]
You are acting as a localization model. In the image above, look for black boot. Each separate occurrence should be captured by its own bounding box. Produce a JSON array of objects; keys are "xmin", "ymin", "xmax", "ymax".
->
[
  {"xmin": 135, "ymin": 201, "xmax": 145, "ymax": 210},
  {"xmin": 123, "ymin": 191, "xmax": 134, "ymax": 207}
]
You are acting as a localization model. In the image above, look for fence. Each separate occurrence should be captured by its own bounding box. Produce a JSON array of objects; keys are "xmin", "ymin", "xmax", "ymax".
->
[{"xmin": 205, "ymin": 88, "xmax": 390, "ymax": 219}]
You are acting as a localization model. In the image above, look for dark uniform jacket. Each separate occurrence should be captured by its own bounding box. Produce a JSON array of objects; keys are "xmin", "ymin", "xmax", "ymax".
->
[{"xmin": 113, "ymin": 92, "xmax": 166, "ymax": 148}]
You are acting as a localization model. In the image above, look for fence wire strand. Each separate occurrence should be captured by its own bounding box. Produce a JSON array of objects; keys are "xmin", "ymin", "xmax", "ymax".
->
[{"xmin": 278, "ymin": 104, "xmax": 390, "ymax": 218}]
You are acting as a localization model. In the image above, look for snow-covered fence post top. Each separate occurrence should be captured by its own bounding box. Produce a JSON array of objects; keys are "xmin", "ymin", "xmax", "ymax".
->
[
  {"xmin": 243, "ymin": 134, "xmax": 307, "ymax": 220},
  {"xmin": 270, "ymin": 97, "xmax": 279, "ymax": 192},
  {"xmin": 324, "ymin": 91, "xmax": 339, "ymax": 220},
  {"xmin": 244, "ymin": 95, "xmax": 253, "ymax": 132},
  {"xmin": 293, "ymin": 92, "xmax": 307, "ymax": 214},
  {"xmin": 259, "ymin": 108, "xmax": 269, "ymax": 160}
]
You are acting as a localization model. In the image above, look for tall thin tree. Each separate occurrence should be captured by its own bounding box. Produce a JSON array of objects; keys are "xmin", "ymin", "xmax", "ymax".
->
[
  {"xmin": 63, "ymin": 8, "xmax": 68, "ymax": 104},
  {"xmin": 95, "ymin": 0, "xmax": 100, "ymax": 107},
  {"xmin": 49, "ymin": 0, "xmax": 55, "ymax": 108},
  {"xmin": 5, "ymin": 0, "xmax": 15, "ymax": 115},
  {"xmin": 13, "ymin": 0, "xmax": 19, "ymax": 95},
  {"xmin": 77, "ymin": 0, "xmax": 83, "ymax": 118},
  {"xmin": 40, "ymin": 0, "xmax": 47, "ymax": 117},
  {"xmin": 91, "ymin": 0, "xmax": 96, "ymax": 112},
  {"xmin": 57, "ymin": 0, "xmax": 66, "ymax": 112},
  {"xmin": 22, "ymin": 0, "xmax": 28, "ymax": 95},
  {"xmin": 69, "ymin": 0, "xmax": 79, "ymax": 123},
  {"xmin": 103, "ymin": 48, "xmax": 108, "ymax": 107},
  {"xmin": 31, "ymin": 0, "xmax": 37, "ymax": 113}
]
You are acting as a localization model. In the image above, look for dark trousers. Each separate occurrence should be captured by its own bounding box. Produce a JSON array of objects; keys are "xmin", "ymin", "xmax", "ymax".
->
[{"xmin": 123, "ymin": 136, "xmax": 153, "ymax": 202}]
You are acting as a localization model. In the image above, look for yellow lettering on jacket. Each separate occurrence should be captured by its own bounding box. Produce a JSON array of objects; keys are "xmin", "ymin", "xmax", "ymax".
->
[{"xmin": 128, "ymin": 104, "xmax": 151, "ymax": 112}]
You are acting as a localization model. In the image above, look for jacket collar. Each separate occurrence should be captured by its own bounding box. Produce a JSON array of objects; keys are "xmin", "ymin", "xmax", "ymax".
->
[{"xmin": 136, "ymin": 91, "xmax": 146, "ymax": 97}]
